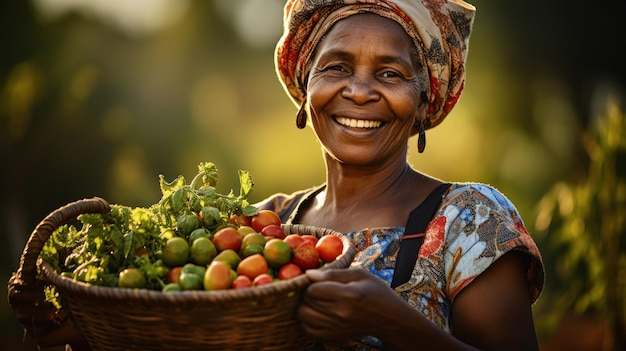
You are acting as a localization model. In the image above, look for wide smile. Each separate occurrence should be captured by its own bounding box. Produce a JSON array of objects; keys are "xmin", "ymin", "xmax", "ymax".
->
[{"xmin": 334, "ymin": 116, "xmax": 383, "ymax": 129}]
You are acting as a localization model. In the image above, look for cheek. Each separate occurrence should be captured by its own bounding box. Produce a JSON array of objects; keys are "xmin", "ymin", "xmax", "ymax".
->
[
  {"xmin": 390, "ymin": 90, "xmax": 421, "ymax": 123},
  {"xmin": 307, "ymin": 77, "xmax": 339, "ymax": 113}
]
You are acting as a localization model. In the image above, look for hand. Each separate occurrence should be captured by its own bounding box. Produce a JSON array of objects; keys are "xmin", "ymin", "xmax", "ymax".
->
[
  {"xmin": 8, "ymin": 275, "xmax": 91, "ymax": 351},
  {"xmin": 297, "ymin": 267, "xmax": 400, "ymax": 341}
]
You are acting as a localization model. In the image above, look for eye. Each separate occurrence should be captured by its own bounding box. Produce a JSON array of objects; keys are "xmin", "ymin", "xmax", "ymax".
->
[
  {"xmin": 380, "ymin": 70, "xmax": 401, "ymax": 79},
  {"xmin": 326, "ymin": 64, "xmax": 348, "ymax": 72}
]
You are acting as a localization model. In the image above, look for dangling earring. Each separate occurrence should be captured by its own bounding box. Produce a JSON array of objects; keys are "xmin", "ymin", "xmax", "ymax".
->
[
  {"xmin": 296, "ymin": 100, "xmax": 307, "ymax": 129},
  {"xmin": 417, "ymin": 119, "xmax": 426, "ymax": 153}
]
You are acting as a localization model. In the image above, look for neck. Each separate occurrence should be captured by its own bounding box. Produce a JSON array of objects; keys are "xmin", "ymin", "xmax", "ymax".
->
[{"xmin": 321, "ymin": 157, "xmax": 422, "ymax": 210}]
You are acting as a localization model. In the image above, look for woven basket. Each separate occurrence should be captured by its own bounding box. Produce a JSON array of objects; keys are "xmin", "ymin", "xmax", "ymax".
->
[{"xmin": 8, "ymin": 197, "xmax": 356, "ymax": 351}]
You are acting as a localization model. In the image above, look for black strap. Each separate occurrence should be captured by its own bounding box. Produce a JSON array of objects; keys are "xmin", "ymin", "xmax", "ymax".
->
[{"xmin": 391, "ymin": 183, "xmax": 451, "ymax": 288}]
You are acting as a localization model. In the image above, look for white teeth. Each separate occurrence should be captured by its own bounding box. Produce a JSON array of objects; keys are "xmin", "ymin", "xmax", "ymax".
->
[{"xmin": 335, "ymin": 117, "xmax": 382, "ymax": 128}]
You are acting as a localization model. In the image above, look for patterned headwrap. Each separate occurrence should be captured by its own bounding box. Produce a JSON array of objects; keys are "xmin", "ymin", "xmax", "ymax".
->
[{"xmin": 275, "ymin": 0, "xmax": 476, "ymax": 131}]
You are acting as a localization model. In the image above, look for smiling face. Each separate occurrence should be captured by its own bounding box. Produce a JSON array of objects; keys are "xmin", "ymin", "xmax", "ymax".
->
[{"xmin": 306, "ymin": 13, "xmax": 425, "ymax": 167}]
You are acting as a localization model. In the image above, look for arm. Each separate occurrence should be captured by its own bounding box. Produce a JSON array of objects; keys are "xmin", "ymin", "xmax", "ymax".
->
[
  {"xmin": 450, "ymin": 251, "xmax": 539, "ymax": 350},
  {"xmin": 298, "ymin": 251, "xmax": 538, "ymax": 350}
]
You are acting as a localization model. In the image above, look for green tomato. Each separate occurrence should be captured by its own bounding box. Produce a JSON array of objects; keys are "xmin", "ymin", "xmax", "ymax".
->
[
  {"xmin": 189, "ymin": 227, "xmax": 211, "ymax": 244},
  {"xmin": 201, "ymin": 206, "xmax": 221, "ymax": 229},
  {"xmin": 190, "ymin": 237, "xmax": 217, "ymax": 266},
  {"xmin": 177, "ymin": 213, "xmax": 201, "ymax": 236},
  {"xmin": 162, "ymin": 237, "xmax": 190, "ymax": 267},
  {"xmin": 179, "ymin": 272, "xmax": 204, "ymax": 290},
  {"xmin": 162, "ymin": 283, "xmax": 181, "ymax": 293},
  {"xmin": 118, "ymin": 268, "xmax": 146, "ymax": 289},
  {"xmin": 182, "ymin": 263, "xmax": 207, "ymax": 277}
]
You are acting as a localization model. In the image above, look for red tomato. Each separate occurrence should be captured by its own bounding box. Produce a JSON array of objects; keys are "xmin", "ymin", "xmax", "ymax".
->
[
  {"xmin": 232, "ymin": 275, "xmax": 252, "ymax": 289},
  {"xmin": 278, "ymin": 262, "xmax": 303, "ymax": 280},
  {"xmin": 212, "ymin": 227, "xmax": 243, "ymax": 252},
  {"xmin": 167, "ymin": 266, "xmax": 183, "ymax": 283},
  {"xmin": 315, "ymin": 234, "xmax": 344, "ymax": 262},
  {"xmin": 293, "ymin": 241, "xmax": 320, "ymax": 270},
  {"xmin": 252, "ymin": 273, "xmax": 274, "ymax": 286},
  {"xmin": 251, "ymin": 210, "xmax": 281, "ymax": 232},
  {"xmin": 300, "ymin": 235, "xmax": 318, "ymax": 246},
  {"xmin": 230, "ymin": 213, "xmax": 252, "ymax": 227},
  {"xmin": 261, "ymin": 224, "xmax": 285, "ymax": 239},
  {"xmin": 283, "ymin": 234, "xmax": 304, "ymax": 250},
  {"xmin": 204, "ymin": 261, "xmax": 232, "ymax": 290}
]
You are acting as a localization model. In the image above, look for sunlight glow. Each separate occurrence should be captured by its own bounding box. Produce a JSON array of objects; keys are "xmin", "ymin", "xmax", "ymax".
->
[{"xmin": 33, "ymin": 0, "xmax": 190, "ymax": 37}]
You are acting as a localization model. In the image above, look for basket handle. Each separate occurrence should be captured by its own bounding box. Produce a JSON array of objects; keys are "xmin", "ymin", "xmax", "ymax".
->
[
  {"xmin": 14, "ymin": 197, "xmax": 110, "ymax": 285},
  {"xmin": 7, "ymin": 197, "xmax": 110, "ymax": 349}
]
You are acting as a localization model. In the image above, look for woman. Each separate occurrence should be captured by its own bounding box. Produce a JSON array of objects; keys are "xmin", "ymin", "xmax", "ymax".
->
[{"xmin": 257, "ymin": 0, "xmax": 544, "ymax": 350}]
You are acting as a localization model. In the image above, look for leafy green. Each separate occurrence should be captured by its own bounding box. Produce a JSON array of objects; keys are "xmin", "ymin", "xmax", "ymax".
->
[{"xmin": 40, "ymin": 162, "xmax": 259, "ymax": 307}]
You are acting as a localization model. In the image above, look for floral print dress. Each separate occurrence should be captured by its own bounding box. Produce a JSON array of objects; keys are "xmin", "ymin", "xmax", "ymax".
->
[{"xmin": 256, "ymin": 182, "xmax": 544, "ymax": 350}]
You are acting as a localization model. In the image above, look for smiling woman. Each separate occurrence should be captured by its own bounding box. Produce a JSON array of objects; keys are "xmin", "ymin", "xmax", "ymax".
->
[{"xmin": 256, "ymin": 1, "xmax": 545, "ymax": 350}]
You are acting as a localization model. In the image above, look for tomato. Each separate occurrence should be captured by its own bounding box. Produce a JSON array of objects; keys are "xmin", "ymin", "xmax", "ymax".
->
[
  {"xmin": 201, "ymin": 206, "xmax": 221, "ymax": 228},
  {"xmin": 213, "ymin": 249, "xmax": 242, "ymax": 270},
  {"xmin": 118, "ymin": 268, "xmax": 146, "ymax": 289},
  {"xmin": 190, "ymin": 236, "xmax": 217, "ymax": 266},
  {"xmin": 179, "ymin": 271, "xmax": 204, "ymax": 290},
  {"xmin": 162, "ymin": 283, "xmax": 181, "ymax": 293},
  {"xmin": 162, "ymin": 237, "xmax": 190, "ymax": 267},
  {"xmin": 315, "ymin": 234, "xmax": 344, "ymax": 262},
  {"xmin": 204, "ymin": 261, "xmax": 232, "ymax": 290},
  {"xmin": 293, "ymin": 241, "xmax": 320, "ymax": 270},
  {"xmin": 278, "ymin": 262, "xmax": 303, "ymax": 280},
  {"xmin": 263, "ymin": 239, "xmax": 292, "ymax": 268},
  {"xmin": 230, "ymin": 213, "xmax": 252, "ymax": 227},
  {"xmin": 253, "ymin": 273, "xmax": 273, "ymax": 286},
  {"xmin": 241, "ymin": 243, "xmax": 264, "ymax": 258},
  {"xmin": 240, "ymin": 232, "xmax": 266, "ymax": 252},
  {"xmin": 283, "ymin": 234, "xmax": 304, "ymax": 250},
  {"xmin": 261, "ymin": 224, "xmax": 285, "ymax": 239},
  {"xmin": 251, "ymin": 210, "xmax": 281, "ymax": 232},
  {"xmin": 232, "ymin": 275, "xmax": 252, "ymax": 289},
  {"xmin": 176, "ymin": 213, "xmax": 201, "ymax": 236},
  {"xmin": 238, "ymin": 226, "xmax": 257, "ymax": 238},
  {"xmin": 182, "ymin": 263, "xmax": 207, "ymax": 277},
  {"xmin": 237, "ymin": 254, "xmax": 269, "ymax": 280},
  {"xmin": 300, "ymin": 235, "xmax": 319, "ymax": 246},
  {"xmin": 167, "ymin": 266, "xmax": 183, "ymax": 283},
  {"xmin": 189, "ymin": 227, "xmax": 211, "ymax": 244},
  {"xmin": 212, "ymin": 227, "xmax": 243, "ymax": 252}
]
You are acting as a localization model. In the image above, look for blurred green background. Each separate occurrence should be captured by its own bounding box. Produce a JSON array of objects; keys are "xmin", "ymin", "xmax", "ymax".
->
[{"xmin": 1, "ymin": 0, "xmax": 624, "ymax": 350}]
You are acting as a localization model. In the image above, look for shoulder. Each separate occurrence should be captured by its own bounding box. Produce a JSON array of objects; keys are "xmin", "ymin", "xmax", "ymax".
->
[
  {"xmin": 443, "ymin": 182, "xmax": 520, "ymax": 215},
  {"xmin": 434, "ymin": 182, "xmax": 545, "ymax": 302},
  {"xmin": 253, "ymin": 186, "xmax": 322, "ymax": 223}
]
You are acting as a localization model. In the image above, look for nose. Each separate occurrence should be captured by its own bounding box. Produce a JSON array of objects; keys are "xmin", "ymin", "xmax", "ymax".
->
[{"xmin": 341, "ymin": 75, "xmax": 380, "ymax": 104}]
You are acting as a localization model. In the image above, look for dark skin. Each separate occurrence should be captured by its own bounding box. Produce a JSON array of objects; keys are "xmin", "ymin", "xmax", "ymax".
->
[{"xmin": 294, "ymin": 13, "xmax": 539, "ymax": 350}]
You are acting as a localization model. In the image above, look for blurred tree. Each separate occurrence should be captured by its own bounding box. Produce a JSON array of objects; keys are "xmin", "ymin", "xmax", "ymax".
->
[{"xmin": 534, "ymin": 98, "xmax": 625, "ymax": 350}]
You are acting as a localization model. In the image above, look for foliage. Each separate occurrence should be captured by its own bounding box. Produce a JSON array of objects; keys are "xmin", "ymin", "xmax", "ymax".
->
[
  {"xmin": 534, "ymin": 99, "xmax": 626, "ymax": 348},
  {"xmin": 39, "ymin": 162, "xmax": 258, "ymax": 306}
]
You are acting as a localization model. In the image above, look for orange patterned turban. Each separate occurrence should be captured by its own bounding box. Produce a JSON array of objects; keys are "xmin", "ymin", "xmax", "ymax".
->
[{"xmin": 275, "ymin": 0, "xmax": 476, "ymax": 131}]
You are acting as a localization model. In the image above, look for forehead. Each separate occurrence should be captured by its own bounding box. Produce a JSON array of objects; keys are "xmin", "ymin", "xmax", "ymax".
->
[{"xmin": 315, "ymin": 13, "xmax": 416, "ymax": 60}]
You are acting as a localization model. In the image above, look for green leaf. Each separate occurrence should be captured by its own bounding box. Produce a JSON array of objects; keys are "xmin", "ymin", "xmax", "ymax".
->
[
  {"xmin": 123, "ymin": 230, "xmax": 135, "ymax": 260},
  {"xmin": 242, "ymin": 205, "xmax": 259, "ymax": 217},
  {"xmin": 199, "ymin": 162, "xmax": 219, "ymax": 187},
  {"xmin": 238, "ymin": 169, "xmax": 254, "ymax": 198},
  {"xmin": 159, "ymin": 174, "xmax": 186, "ymax": 198}
]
